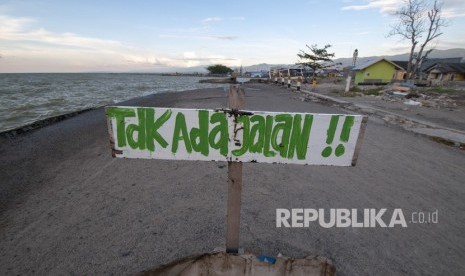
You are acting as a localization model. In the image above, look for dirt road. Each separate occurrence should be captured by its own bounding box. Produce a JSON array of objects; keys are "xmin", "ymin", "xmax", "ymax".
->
[{"xmin": 1, "ymin": 83, "xmax": 464, "ymax": 275}]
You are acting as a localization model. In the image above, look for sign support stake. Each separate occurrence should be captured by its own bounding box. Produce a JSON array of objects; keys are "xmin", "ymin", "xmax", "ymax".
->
[{"xmin": 226, "ymin": 84, "xmax": 245, "ymax": 254}]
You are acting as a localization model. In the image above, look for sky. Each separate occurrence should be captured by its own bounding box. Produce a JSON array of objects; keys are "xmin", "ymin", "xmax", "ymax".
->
[{"xmin": 0, "ymin": 0, "xmax": 464, "ymax": 73}]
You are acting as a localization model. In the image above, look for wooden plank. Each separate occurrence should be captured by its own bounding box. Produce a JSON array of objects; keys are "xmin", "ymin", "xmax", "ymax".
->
[
  {"xmin": 228, "ymin": 84, "xmax": 245, "ymax": 110},
  {"xmin": 226, "ymin": 161, "xmax": 242, "ymax": 253},
  {"xmin": 226, "ymin": 85, "xmax": 245, "ymax": 254},
  {"xmin": 105, "ymin": 107, "xmax": 367, "ymax": 166},
  {"xmin": 351, "ymin": 116, "xmax": 368, "ymax": 166}
]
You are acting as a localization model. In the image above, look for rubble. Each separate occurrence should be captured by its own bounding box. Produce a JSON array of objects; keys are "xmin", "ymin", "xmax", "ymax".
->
[
  {"xmin": 381, "ymin": 89, "xmax": 458, "ymax": 109},
  {"xmin": 404, "ymin": 99, "xmax": 422, "ymax": 106},
  {"xmin": 300, "ymin": 81, "xmax": 463, "ymax": 110}
]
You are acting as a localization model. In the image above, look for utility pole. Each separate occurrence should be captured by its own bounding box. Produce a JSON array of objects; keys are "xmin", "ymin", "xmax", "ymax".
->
[{"xmin": 345, "ymin": 49, "xmax": 358, "ymax": 93}]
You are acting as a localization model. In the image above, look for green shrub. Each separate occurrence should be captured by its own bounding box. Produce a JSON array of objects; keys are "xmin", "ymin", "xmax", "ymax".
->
[
  {"xmin": 349, "ymin": 86, "xmax": 362, "ymax": 92},
  {"xmin": 428, "ymin": 87, "xmax": 459, "ymax": 94},
  {"xmin": 363, "ymin": 88, "xmax": 383, "ymax": 96}
]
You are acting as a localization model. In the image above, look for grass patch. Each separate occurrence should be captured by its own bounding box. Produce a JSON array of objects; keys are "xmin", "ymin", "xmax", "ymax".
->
[
  {"xmin": 363, "ymin": 88, "xmax": 383, "ymax": 96},
  {"xmin": 349, "ymin": 86, "xmax": 362, "ymax": 92},
  {"xmin": 347, "ymin": 86, "xmax": 383, "ymax": 96},
  {"xmin": 341, "ymin": 91, "xmax": 359, "ymax": 97},
  {"xmin": 429, "ymin": 136, "xmax": 457, "ymax": 148},
  {"xmin": 427, "ymin": 87, "xmax": 460, "ymax": 94}
]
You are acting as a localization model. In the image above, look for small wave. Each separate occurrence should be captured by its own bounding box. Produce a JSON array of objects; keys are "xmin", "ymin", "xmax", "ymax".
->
[
  {"xmin": 15, "ymin": 103, "xmax": 38, "ymax": 112},
  {"xmin": 46, "ymin": 97, "xmax": 66, "ymax": 105},
  {"xmin": 113, "ymin": 85, "xmax": 125, "ymax": 91},
  {"xmin": 135, "ymin": 84, "xmax": 151, "ymax": 91},
  {"xmin": 0, "ymin": 74, "xmax": 229, "ymax": 132}
]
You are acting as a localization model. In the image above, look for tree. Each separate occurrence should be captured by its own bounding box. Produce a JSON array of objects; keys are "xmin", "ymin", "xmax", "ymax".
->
[
  {"xmin": 296, "ymin": 44, "xmax": 336, "ymax": 78},
  {"xmin": 206, "ymin": 64, "xmax": 233, "ymax": 75},
  {"xmin": 388, "ymin": 0, "xmax": 447, "ymax": 80}
]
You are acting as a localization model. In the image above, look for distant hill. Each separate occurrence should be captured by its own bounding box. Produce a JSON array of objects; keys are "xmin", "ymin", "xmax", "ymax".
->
[
  {"xmin": 333, "ymin": 48, "xmax": 465, "ymax": 67},
  {"xmin": 238, "ymin": 48, "xmax": 465, "ymax": 72},
  {"xmin": 126, "ymin": 48, "xmax": 465, "ymax": 74}
]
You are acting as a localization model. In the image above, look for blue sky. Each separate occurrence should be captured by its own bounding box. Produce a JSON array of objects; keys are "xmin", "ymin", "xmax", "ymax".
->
[{"xmin": 1, "ymin": 0, "xmax": 464, "ymax": 72}]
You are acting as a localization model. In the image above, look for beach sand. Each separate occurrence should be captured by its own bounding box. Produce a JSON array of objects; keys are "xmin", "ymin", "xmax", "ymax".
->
[{"xmin": 1, "ymin": 83, "xmax": 464, "ymax": 275}]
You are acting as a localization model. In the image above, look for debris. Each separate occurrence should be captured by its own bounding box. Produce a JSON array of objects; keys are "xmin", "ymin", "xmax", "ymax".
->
[
  {"xmin": 421, "ymin": 100, "xmax": 439, "ymax": 108},
  {"xmin": 139, "ymin": 252, "xmax": 336, "ymax": 276},
  {"xmin": 257, "ymin": 255, "xmax": 276, "ymax": 264},
  {"xmin": 405, "ymin": 93, "xmax": 420, "ymax": 99},
  {"xmin": 393, "ymin": 85, "xmax": 411, "ymax": 92},
  {"xmin": 404, "ymin": 99, "xmax": 422, "ymax": 106},
  {"xmin": 393, "ymin": 91, "xmax": 408, "ymax": 97},
  {"xmin": 398, "ymin": 82, "xmax": 417, "ymax": 88}
]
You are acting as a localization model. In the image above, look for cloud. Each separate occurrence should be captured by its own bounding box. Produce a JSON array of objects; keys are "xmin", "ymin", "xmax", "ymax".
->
[
  {"xmin": 122, "ymin": 52, "xmax": 239, "ymax": 69},
  {"xmin": 0, "ymin": 15, "xmax": 35, "ymax": 33},
  {"xmin": 342, "ymin": 0, "xmax": 465, "ymax": 17},
  {"xmin": 342, "ymin": 0, "xmax": 403, "ymax": 14},
  {"xmin": 201, "ymin": 16, "xmax": 245, "ymax": 24},
  {"xmin": 123, "ymin": 55, "xmax": 172, "ymax": 67},
  {"xmin": 202, "ymin": 17, "xmax": 222, "ymax": 23},
  {"xmin": 0, "ymin": 14, "xmax": 240, "ymax": 72},
  {"xmin": 0, "ymin": 15, "xmax": 123, "ymax": 52},
  {"xmin": 181, "ymin": 52, "xmax": 236, "ymax": 61},
  {"xmin": 178, "ymin": 57, "xmax": 237, "ymax": 62},
  {"xmin": 442, "ymin": 8, "xmax": 465, "ymax": 18},
  {"xmin": 209, "ymin": 35, "xmax": 238, "ymax": 40},
  {"xmin": 159, "ymin": 34, "xmax": 238, "ymax": 40},
  {"xmin": 177, "ymin": 51, "xmax": 238, "ymax": 67}
]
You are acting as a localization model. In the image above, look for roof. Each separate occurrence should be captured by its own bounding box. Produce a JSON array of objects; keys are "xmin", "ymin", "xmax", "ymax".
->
[
  {"xmin": 386, "ymin": 58, "xmax": 463, "ymax": 72},
  {"xmin": 391, "ymin": 61, "xmax": 408, "ymax": 70},
  {"xmin": 353, "ymin": 58, "xmax": 405, "ymax": 71},
  {"xmin": 425, "ymin": 63, "xmax": 465, "ymax": 74},
  {"xmin": 422, "ymin": 57, "xmax": 463, "ymax": 70}
]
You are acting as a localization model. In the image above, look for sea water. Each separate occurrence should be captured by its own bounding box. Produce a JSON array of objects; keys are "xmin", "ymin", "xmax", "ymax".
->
[{"xmin": 0, "ymin": 73, "xmax": 228, "ymax": 133}]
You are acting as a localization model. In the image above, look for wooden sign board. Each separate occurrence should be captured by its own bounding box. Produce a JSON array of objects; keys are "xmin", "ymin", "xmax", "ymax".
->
[{"xmin": 106, "ymin": 106, "xmax": 367, "ymax": 166}]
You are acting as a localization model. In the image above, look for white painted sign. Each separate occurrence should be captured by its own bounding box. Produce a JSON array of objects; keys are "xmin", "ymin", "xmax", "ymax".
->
[{"xmin": 106, "ymin": 106, "xmax": 367, "ymax": 166}]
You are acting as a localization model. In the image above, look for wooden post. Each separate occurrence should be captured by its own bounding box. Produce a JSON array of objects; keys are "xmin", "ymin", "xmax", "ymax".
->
[
  {"xmin": 345, "ymin": 75, "xmax": 351, "ymax": 93},
  {"xmin": 345, "ymin": 49, "xmax": 358, "ymax": 94},
  {"xmin": 226, "ymin": 85, "xmax": 245, "ymax": 254}
]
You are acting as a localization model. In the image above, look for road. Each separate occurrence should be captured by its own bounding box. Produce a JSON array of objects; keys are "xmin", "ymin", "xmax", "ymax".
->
[{"xmin": 1, "ymin": 83, "xmax": 464, "ymax": 275}]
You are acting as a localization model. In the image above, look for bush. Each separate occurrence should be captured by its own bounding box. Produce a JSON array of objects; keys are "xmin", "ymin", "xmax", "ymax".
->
[
  {"xmin": 349, "ymin": 86, "xmax": 362, "ymax": 92},
  {"xmin": 428, "ymin": 87, "xmax": 460, "ymax": 94},
  {"xmin": 206, "ymin": 64, "xmax": 233, "ymax": 75},
  {"xmin": 363, "ymin": 88, "xmax": 383, "ymax": 96}
]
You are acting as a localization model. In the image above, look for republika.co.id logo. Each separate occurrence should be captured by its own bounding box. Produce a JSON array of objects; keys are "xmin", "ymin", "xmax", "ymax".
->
[{"xmin": 276, "ymin": 208, "xmax": 438, "ymax": 228}]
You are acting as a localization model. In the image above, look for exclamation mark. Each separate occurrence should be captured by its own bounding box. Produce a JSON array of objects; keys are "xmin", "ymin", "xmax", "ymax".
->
[{"xmin": 321, "ymin": 115, "xmax": 355, "ymax": 157}]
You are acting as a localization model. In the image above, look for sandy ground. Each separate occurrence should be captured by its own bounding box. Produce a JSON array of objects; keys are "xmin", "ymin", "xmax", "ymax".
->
[{"xmin": 1, "ymin": 83, "xmax": 464, "ymax": 275}]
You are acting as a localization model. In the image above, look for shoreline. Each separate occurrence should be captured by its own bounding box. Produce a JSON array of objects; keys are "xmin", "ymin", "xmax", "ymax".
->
[
  {"xmin": 0, "ymin": 87, "xmax": 226, "ymax": 138},
  {"xmin": 0, "ymin": 86, "xmax": 228, "ymax": 212},
  {"xmin": 0, "ymin": 108, "xmax": 96, "ymax": 138}
]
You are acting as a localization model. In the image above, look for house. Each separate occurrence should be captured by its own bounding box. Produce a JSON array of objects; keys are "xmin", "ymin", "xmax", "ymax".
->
[
  {"xmin": 391, "ymin": 61, "xmax": 409, "ymax": 80},
  {"xmin": 424, "ymin": 63, "xmax": 465, "ymax": 84},
  {"xmin": 245, "ymin": 71, "xmax": 267, "ymax": 78},
  {"xmin": 321, "ymin": 68, "xmax": 343, "ymax": 78},
  {"xmin": 269, "ymin": 66, "xmax": 308, "ymax": 78},
  {"xmin": 420, "ymin": 57, "xmax": 463, "ymax": 79},
  {"xmin": 392, "ymin": 57, "xmax": 463, "ymax": 80},
  {"xmin": 353, "ymin": 58, "xmax": 406, "ymax": 85},
  {"xmin": 422, "ymin": 57, "xmax": 463, "ymax": 68}
]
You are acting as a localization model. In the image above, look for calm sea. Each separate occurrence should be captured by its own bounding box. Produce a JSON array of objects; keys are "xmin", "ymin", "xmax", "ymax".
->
[{"xmin": 0, "ymin": 73, "xmax": 230, "ymax": 133}]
